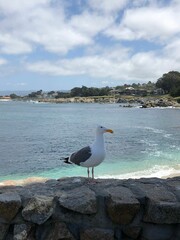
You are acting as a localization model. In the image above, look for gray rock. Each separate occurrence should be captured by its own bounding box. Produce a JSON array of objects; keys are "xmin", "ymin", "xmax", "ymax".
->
[
  {"xmin": 22, "ymin": 195, "xmax": 54, "ymax": 225},
  {"xmin": 106, "ymin": 186, "xmax": 140, "ymax": 224},
  {"xmin": 174, "ymin": 224, "xmax": 180, "ymax": 240},
  {"xmin": 123, "ymin": 225, "xmax": 141, "ymax": 239},
  {"xmin": 144, "ymin": 201, "xmax": 180, "ymax": 224},
  {"xmin": 36, "ymin": 221, "xmax": 75, "ymax": 240},
  {"xmin": 166, "ymin": 178, "xmax": 180, "ymax": 200},
  {"xmin": 0, "ymin": 177, "xmax": 179, "ymax": 239},
  {"xmin": 142, "ymin": 223, "xmax": 174, "ymax": 240},
  {"xmin": 14, "ymin": 224, "xmax": 33, "ymax": 240},
  {"xmin": 58, "ymin": 186, "xmax": 97, "ymax": 214},
  {"xmin": 4, "ymin": 233, "xmax": 13, "ymax": 240},
  {"xmin": 0, "ymin": 192, "xmax": 21, "ymax": 223},
  {"xmin": 80, "ymin": 228, "xmax": 114, "ymax": 240},
  {"xmin": 0, "ymin": 223, "xmax": 9, "ymax": 240},
  {"xmin": 139, "ymin": 184, "xmax": 177, "ymax": 202},
  {"xmin": 140, "ymin": 184, "xmax": 180, "ymax": 224}
]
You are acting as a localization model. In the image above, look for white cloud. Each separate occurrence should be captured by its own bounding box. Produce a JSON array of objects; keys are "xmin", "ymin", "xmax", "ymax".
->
[
  {"xmin": 26, "ymin": 45, "xmax": 131, "ymax": 78},
  {"xmin": 106, "ymin": 26, "xmax": 136, "ymax": 41},
  {"xmin": 0, "ymin": 0, "xmax": 114, "ymax": 55},
  {"xmin": 88, "ymin": 0, "xmax": 129, "ymax": 13},
  {"xmin": 1, "ymin": 0, "xmax": 178, "ymax": 57},
  {"xmin": 0, "ymin": 1, "xmax": 89, "ymax": 55},
  {"xmin": 23, "ymin": 6, "xmax": 94, "ymax": 54},
  {"xmin": 16, "ymin": 82, "xmax": 27, "ymax": 86},
  {"xmin": 1, "ymin": 0, "xmax": 180, "ymax": 87},
  {"xmin": 0, "ymin": 0, "xmax": 49, "ymax": 14},
  {"xmin": 70, "ymin": 11, "xmax": 113, "ymax": 37},
  {"xmin": 164, "ymin": 39, "xmax": 180, "ymax": 61},
  {"xmin": 0, "ymin": 57, "xmax": 7, "ymax": 65},
  {"xmin": 26, "ymin": 36, "xmax": 180, "ymax": 83},
  {"xmin": 26, "ymin": 55, "xmax": 119, "ymax": 78},
  {"xmin": 105, "ymin": 4, "xmax": 180, "ymax": 42},
  {"xmin": 0, "ymin": 34, "xmax": 32, "ymax": 54}
]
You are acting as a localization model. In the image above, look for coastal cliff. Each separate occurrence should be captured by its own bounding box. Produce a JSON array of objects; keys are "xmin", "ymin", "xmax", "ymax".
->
[{"xmin": 0, "ymin": 177, "xmax": 180, "ymax": 240}]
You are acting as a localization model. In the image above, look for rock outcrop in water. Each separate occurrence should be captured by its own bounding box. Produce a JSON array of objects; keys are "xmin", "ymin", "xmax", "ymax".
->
[
  {"xmin": 0, "ymin": 177, "xmax": 180, "ymax": 240},
  {"xmin": 117, "ymin": 97, "xmax": 180, "ymax": 108}
]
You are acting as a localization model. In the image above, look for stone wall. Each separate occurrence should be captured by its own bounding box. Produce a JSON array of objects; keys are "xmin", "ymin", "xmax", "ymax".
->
[{"xmin": 0, "ymin": 177, "xmax": 179, "ymax": 240}]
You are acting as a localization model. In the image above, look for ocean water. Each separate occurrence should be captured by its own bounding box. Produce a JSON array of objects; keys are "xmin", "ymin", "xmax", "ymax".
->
[{"xmin": 0, "ymin": 101, "xmax": 179, "ymax": 181}]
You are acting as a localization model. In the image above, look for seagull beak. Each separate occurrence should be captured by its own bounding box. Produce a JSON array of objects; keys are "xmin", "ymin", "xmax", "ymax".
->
[{"xmin": 105, "ymin": 129, "xmax": 113, "ymax": 133}]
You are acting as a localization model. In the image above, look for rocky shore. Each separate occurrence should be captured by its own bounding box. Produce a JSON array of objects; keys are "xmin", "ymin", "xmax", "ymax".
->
[
  {"xmin": 0, "ymin": 176, "xmax": 180, "ymax": 240},
  {"xmin": 37, "ymin": 96, "xmax": 115, "ymax": 104},
  {"xmin": 33, "ymin": 96, "xmax": 180, "ymax": 108},
  {"xmin": 117, "ymin": 97, "xmax": 180, "ymax": 108},
  {"xmin": 2, "ymin": 93, "xmax": 179, "ymax": 108}
]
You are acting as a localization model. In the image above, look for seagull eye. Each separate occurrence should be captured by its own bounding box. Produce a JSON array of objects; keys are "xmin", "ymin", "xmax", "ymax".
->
[{"xmin": 100, "ymin": 126, "xmax": 103, "ymax": 128}]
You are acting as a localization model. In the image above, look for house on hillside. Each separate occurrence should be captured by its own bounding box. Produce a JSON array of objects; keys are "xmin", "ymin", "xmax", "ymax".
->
[
  {"xmin": 110, "ymin": 86, "xmax": 165, "ymax": 96},
  {"xmin": 109, "ymin": 89, "xmax": 120, "ymax": 95},
  {"xmin": 153, "ymin": 88, "xmax": 165, "ymax": 95},
  {"xmin": 119, "ymin": 87, "xmax": 148, "ymax": 96}
]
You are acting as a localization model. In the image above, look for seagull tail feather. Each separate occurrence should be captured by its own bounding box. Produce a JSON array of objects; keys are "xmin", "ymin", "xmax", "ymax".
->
[{"xmin": 61, "ymin": 157, "xmax": 72, "ymax": 164}]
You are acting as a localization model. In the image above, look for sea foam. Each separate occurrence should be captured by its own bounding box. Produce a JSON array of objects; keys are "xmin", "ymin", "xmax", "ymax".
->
[{"xmin": 98, "ymin": 164, "xmax": 180, "ymax": 180}]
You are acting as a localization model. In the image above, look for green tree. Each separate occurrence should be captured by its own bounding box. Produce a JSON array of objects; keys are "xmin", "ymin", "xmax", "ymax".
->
[
  {"xmin": 156, "ymin": 71, "xmax": 180, "ymax": 96},
  {"xmin": 99, "ymin": 86, "xmax": 111, "ymax": 96},
  {"xmin": 70, "ymin": 86, "xmax": 111, "ymax": 97},
  {"xmin": 47, "ymin": 91, "xmax": 55, "ymax": 95},
  {"xmin": 81, "ymin": 86, "xmax": 89, "ymax": 97},
  {"xmin": 55, "ymin": 92, "xmax": 70, "ymax": 98},
  {"xmin": 10, "ymin": 93, "xmax": 19, "ymax": 99},
  {"xmin": 70, "ymin": 87, "xmax": 82, "ymax": 97},
  {"xmin": 170, "ymin": 86, "xmax": 180, "ymax": 97},
  {"xmin": 27, "ymin": 90, "xmax": 43, "ymax": 98}
]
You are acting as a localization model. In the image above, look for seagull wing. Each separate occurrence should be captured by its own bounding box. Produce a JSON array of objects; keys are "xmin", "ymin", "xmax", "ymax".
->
[{"xmin": 70, "ymin": 146, "xmax": 92, "ymax": 166}]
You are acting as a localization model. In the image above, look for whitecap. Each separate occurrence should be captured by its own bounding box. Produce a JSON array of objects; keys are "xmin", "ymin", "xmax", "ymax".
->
[{"xmin": 97, "ymin": 165, "xmax": 180, "ymax": 180}]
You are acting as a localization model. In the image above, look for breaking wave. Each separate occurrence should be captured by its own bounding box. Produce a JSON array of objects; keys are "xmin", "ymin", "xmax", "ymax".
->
[{"xmin": 98, "ymin": 164, "xmax": 180, "ymax": 180}]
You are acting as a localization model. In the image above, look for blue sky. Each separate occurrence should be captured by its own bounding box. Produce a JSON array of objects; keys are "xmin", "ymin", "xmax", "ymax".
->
[{"xmin": 0, "ymin": 0, "xmax": 180, "ymax": 91}]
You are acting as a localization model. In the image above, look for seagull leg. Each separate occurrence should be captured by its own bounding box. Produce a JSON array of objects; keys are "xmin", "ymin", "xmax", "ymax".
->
[
  {"xmin": 87, "ymin": 168, "xmax": 99, "ymax": 184},
  {"xmin": 87, "ymin": 168, "xmax": 90, "ymax": 178},
  {"xmin": 92, "ymin": 167, "xmax": 94, "ymax": 179}
]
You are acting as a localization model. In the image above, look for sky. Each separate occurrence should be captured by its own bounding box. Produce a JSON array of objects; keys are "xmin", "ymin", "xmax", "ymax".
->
[{"xmin": 0, "ymin": 0, "xmax": 180, "ymax": 91}]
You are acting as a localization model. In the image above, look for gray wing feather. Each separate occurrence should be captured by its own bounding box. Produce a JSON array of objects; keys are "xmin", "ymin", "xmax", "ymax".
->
[{"xmin": 70, "ymin": 146, "xmax": 92, "ymax": 166}]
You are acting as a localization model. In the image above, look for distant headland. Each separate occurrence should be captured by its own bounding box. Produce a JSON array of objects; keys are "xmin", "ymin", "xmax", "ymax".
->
[{"xmin": 1, "ymin": 71, "xmax": 180, "ymax": 108}]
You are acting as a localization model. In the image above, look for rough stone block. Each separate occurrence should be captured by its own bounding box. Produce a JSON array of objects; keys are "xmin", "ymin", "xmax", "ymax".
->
[
  {"xmin": 80, "ymin": 228, "xmax": 114, "ymax": 240},
  {"xmin": 0, "ymin": 192, "xmax": 21, "ymax": 223},
  {"xmin": 0, "ymin": 223, "xmax": 9, "ymax": 240},
  {"xmin": 4, "ymin": 233, "xmax": 13, "ymax": 240},
  {"xmin": 144, "ymin": 201, "xmax": 180, "ymax": 224},
  {"xmin": 135, "ymin": 183, "xmax": 180, "ymax": 224},
  {"xmin": 58, "ymin": 186, "xmax": 97, "ymax": 214},
  {"xmin": 36, "ymin": 221, "xmax": 75, "ymax": 240},
  {"xmin": 174, "ymin": 223, "xmax": 180, "ymax": 240},
  {"xmin": 14, "ymin": 223, "xmax": 33, "ymax": 240},
  {"xmin": 106, "ymin": 186, "xmax": 140, "ymax": 224},
  {"xmin": 166, "ymin": 179, "xmax": 180, "ymax": 200},
  {"xmin": 0, "ymin": 177, "xmax": 179, "ymax": 239},
  {"xmin": 22, "ymin": 195, "xmax": 54, "ymax": 225},
  {"xmin": 123, "ymin": 225, "xmax": 141, "ymax": 239},
  {"xmin": 142, "ymin": 223, "xmax": 174, "ymax": 240}
]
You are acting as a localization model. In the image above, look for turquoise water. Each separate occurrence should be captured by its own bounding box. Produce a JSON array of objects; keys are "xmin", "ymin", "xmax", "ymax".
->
[{"xmin": 0, "ymin": 101, "xmax": 179, "ymax": 181}]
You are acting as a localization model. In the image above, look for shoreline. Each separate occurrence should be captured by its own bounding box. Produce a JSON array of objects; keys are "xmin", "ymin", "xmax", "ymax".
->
[
  {"xmin": 0, "ymin": 171, "xmax": 179, "ymax": 187},
  {"xmin": 162, "ymin": 172, "xmax": 180, "ymax": 179},
  {"xmin": 1, "ymin": 95, "xmax": 180, "ymax": 108}
]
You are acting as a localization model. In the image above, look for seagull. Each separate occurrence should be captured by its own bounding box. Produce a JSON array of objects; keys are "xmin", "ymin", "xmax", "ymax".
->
[{"xmin": 63, "ymin": 125, "xmax": 113, "ymax": 179}]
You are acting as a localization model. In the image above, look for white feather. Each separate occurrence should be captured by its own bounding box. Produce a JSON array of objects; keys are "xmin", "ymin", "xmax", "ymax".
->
[{"xmin": 80, "ymin": 126, "xmax": 106, "ymax": 168}]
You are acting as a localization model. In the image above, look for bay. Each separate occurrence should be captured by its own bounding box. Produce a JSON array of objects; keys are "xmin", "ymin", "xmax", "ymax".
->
[{"xmin": 0, "ymin": 101, "xmax": 180, "ymax": 181}]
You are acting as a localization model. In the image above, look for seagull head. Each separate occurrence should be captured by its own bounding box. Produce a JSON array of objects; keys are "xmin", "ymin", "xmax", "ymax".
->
[{"xmin": 96, "ymin": 125, "xmax": 113, "ymax": 134}]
